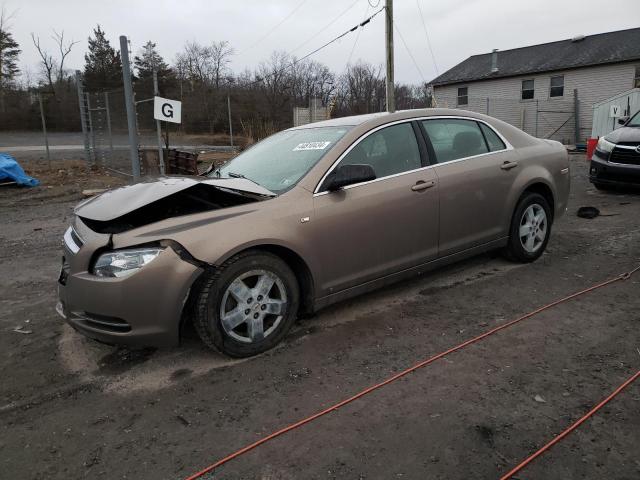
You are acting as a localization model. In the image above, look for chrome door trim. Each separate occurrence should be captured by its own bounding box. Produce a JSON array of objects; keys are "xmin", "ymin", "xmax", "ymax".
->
[{"xmin": 313, "ymin": 115, "xmax": 515, "ymax": 196}]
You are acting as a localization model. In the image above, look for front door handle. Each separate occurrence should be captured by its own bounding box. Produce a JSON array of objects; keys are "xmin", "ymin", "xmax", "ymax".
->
[
  {"xmin": 501, "ymin": 161, "xmax": 518, "ymax": 170},
  {"xmin": 411, "ymin": 180, "xmax": 436, "ymax": 192}
]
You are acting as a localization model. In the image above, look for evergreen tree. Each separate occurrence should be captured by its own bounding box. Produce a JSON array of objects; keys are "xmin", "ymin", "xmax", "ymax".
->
[
  {"xmin": 133, "ymin": 41, "xmax": 175, "ymax": 94},
  {"xmin": 83, "ymin": 25, "xmax": 122, "ymax": 91},
  {"xmin": 0, "ymin": 22, "xmax": 21, "ymax": 90}
]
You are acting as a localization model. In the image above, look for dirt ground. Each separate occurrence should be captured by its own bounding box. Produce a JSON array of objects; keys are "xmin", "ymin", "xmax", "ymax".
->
[{"xmin": 1, "ymin": 154, "xmax": 639, "ymax": 480}]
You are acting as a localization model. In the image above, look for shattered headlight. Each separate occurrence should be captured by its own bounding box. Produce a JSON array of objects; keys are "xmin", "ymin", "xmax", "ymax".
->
[
  {"xmin": 596, "ymin": 137, "xmax": 615, "ymax": 154},
  {"xmin": 92, "ymin": 248, "xmax": 163, "ymax": 278}
]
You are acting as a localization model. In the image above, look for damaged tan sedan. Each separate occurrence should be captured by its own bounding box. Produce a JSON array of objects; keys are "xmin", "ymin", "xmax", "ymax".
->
[{"xmin": 57, "ymin": 109, "xmax": 570, "ymax": 357}]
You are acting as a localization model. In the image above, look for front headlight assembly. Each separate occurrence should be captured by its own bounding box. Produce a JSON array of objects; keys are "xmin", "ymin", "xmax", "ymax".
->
[
  {"xmin": 596, "ymin": 137, "xmax": 615, "ymax": 154},
  {"xmin": 92, "ymin": 248, "xmax": 163, "ymax": 278}
]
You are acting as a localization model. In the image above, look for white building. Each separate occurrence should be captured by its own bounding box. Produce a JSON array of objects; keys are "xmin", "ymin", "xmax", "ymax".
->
[{"xmin": 429, "ymin": 28, "xmax": 640, "ymax": 144}]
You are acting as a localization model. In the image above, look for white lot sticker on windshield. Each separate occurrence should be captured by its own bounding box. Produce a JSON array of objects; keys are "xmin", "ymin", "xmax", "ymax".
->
[{"xmin": 293, "ymin": 141, "xmax": 331, "ymax": 151}]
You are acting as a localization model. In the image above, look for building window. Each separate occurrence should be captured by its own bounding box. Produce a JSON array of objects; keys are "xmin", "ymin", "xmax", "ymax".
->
[
  {"xmin": 634, "ymin": 66, "xmax": 640, "ymax": 88},
  {"xmin": 457, "ymin": 87, "xmax": 468, "ymax": 106},
  {"xmin": 549, "ymin": 75, "xmax": 564, "ymax": 97},
  {"xmin": 521, "ymin": 79, "xmax": 534, "ymax": 100}
]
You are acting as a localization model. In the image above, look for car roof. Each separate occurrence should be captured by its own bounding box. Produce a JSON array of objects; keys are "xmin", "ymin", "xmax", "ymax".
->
[{"xmin": 287, "ymin": 108, "xmax": 483, "ymax": 131}]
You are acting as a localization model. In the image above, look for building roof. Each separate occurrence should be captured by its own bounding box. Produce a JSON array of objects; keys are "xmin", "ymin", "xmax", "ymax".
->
[{"xmin": 430, "ymin": 27, "xmax": 640, "ymax": 87}]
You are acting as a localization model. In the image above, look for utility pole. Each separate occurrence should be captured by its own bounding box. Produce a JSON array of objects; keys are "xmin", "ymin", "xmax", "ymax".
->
[
  {"xmin": 227, "ymin": 94, "xmax": 234, "ymax": 148},
  {"xmin": 385, "ymin": 0, "xmax": 395, "ymax": 113},
  {"xmin": 120, "ymin": 35, "xmax": 141, "ymax": 181},
  {"xmin": 153, "ymin": 69, "xmax": 165, "ymax": 174}
]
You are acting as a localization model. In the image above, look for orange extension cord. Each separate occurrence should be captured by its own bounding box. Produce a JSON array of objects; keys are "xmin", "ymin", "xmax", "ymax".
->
[
  {"xmin": 185, "ymin": 264, "xmax": 640, "ymax": 480},
  {"xmin": 499, "ymin": 368, "xmax": 640, "ymax": 479}
]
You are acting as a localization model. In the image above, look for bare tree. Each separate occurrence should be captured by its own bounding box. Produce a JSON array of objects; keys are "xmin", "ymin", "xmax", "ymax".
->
[
  {"xmin": 256, "ymin": 51, "xmax": 293, "ymax": 123},
  {"xmin": 210, "ymin": 40, "xmax": 233, "ymax": 89},
  {"xmin": 31, "ymin": 33, "xmax": 55, "ymax": 93},
  {"xmin": 175, "ymin": 40, "xmax": 234, "ymax": 88},
  {"xmin": 53, "ymin": 30, "xmax": 77, "ymax": 83},
  {"xmin": 334, "ymin": 61, "xmax": 383, "ymax": 115},
  {"xmin": 31, "ymin": 29, "xmax": 78, "ymax": 95}
]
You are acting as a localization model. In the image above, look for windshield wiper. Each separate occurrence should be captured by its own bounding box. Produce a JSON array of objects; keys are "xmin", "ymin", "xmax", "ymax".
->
[{"xmin": 227, "ymin": 172, "xmax": 245, "ymax": 178}]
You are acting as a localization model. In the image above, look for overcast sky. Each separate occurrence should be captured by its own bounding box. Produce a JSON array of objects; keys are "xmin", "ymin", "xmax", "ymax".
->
[{"xmin": 5, "ymin": 0, "xmax": 640, "ymax": 85}]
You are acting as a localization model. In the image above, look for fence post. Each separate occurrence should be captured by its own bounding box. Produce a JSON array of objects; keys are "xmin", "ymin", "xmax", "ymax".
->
[
  {"xmin": 573, "ymin": 88, "xmax": 580, "ymax": 145},
  {"xmin": 227, "ymin": 94, "xmax": 234, "ymax": 148},
  {"xmin": 535, "ymin": 99, "xmax": 539, "ymax": 138},
  {"xmin": 85, "ymin": 93, "xmax": 96, "ymax": 164},
  {"xmin": 38, "ymin": 93, "xmax": 51, "ymax": 169},
  {"xmin": 75, "ymin": 71, "xmax": 92, "ymax": 167},
  {"xmin": 104, "ymin": 92, "xmax": 114, "ymax": 162},
  {"xmin": 120, "ymin": 35, "xmax": 141, "ymax": 181},
  {"xmin": 153, "ymin": 69, "xmax": 165, "ymax": 175},
  {"xmin": 486, "ymin": 97, "xmax": 489, "ymax": 115}
]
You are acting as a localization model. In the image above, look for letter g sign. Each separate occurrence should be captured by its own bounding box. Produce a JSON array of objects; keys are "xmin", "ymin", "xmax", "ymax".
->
[
  {"xmin": 154, "ymin": 96, "xmax": 182, "ymax": 124},
  {"xmin": 161, "ymin": 103, "xmax": 174, "ymax": 118}
]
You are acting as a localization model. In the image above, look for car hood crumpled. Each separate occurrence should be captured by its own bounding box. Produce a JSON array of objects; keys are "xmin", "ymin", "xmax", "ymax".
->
[{"xmin": 75, "ymin": 176, "xmax": 275, "ymax": 222}]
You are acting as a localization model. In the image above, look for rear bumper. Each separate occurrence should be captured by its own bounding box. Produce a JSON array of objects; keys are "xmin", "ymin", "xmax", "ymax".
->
[
  {"xmin": 589, "ymin": 156, "xmax": 640, "ymax": 187},
  {"xmin": 57, "ymin": 246, "xmax": 203, "ymax": 347}
]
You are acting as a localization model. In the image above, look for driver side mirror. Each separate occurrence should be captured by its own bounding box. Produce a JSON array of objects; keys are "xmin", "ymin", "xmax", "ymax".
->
[
  {"xmin": 325, "ymin": 164, "xmax": 376, "ymax": 191},
  {"xmin": 617, "ymin": 116, "xmax": 629, "ymax": 126}
]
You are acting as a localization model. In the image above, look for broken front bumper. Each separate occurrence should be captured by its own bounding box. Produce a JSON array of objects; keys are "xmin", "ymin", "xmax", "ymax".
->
[
  {"xmin": 589, "ymin": 156, "xmax": 640, "ymax": 187},
  {"xmin": 57, "ymin": 229, "xmax": 203, "ymax": 347}
]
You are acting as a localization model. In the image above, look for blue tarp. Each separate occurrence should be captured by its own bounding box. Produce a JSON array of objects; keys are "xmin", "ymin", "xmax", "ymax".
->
[{"xmin": 0, "ymin": 153, "xmax": 40, "ymax": 187}]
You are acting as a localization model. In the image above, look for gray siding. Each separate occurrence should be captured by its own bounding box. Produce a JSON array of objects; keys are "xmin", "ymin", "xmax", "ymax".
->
[{"xmin": 433, "ymin": 62, "xmax": 638, "ymax": 142}]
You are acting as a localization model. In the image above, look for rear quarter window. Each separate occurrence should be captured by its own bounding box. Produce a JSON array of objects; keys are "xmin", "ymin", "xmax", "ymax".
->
[{"xmin": 479, "ymin": 123, "xmax": 506, "ymax": 152}]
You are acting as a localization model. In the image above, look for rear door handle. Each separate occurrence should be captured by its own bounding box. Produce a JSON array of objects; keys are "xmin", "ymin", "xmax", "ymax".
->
[
  {"xmin": 411, "ymin": 180, "xmax": 436, "ymax": 192},
  {"xmin": 501, "ymin": 161, "xmax": 518, "ymax": 170}
]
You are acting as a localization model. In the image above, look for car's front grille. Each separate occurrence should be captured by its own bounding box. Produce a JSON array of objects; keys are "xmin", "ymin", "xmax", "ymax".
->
[
  {"xmin": 609, "ymin": 144, "xmax": 640, "ymax": 166},
  {"xmin": 63, "ymin": 226, "xmax": 84, "ymax": 254}
]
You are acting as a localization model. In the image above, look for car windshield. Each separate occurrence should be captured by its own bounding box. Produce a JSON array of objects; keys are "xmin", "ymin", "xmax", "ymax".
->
[
  {"xmin": 212, "ymin": 126, "xmax": 352, "ymax": 194},
  {"xmin": 627, "ymin": 111, "xmax": 640, "ymax": 127}
]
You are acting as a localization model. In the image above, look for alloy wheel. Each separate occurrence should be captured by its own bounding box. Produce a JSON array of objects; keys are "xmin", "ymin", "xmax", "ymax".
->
[
  {"xmin": 519, "ymin": 203, "xmax": 547, "ymax": 253},
  {"xmin": 219, "ymin": 269, "xmax": 287, "ymax": 343}
]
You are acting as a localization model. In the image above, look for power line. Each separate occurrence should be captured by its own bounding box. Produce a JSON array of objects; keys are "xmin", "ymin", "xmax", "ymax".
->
[
  {"xmin": 392, "ymin": 19, "xmax": 427, "ymax": 85},
  {"xmin": 415, "ymin": 0, "xmax": 439, "ymax": 76},
  {"xmin": 238, "ymin": 0, "xmax": 309, "ymax": 56},
  {"xmin": 289, "ymin": 0, "xmax": 361, "ymax": 56},
  {"xmin": 346, "ymin": 1, "xmax": 370, "ymax": 67},
  {"xmin": 248, "ymin": 6, "xmax": 386, "ymax": 88}
]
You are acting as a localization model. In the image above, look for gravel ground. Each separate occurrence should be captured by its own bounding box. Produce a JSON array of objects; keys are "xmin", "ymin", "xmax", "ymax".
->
[{"xmin": 0, "ymin": 154, "xmax": 639, "ymax": 480}]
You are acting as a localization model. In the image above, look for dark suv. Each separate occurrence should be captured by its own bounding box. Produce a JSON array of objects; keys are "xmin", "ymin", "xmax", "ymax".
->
[{"xmin": 590, "ymin": 110, "xmax": 640, "ymax": 189}]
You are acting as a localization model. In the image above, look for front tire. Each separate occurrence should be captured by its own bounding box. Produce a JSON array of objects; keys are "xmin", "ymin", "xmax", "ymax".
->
[
  {"xmin": 504, "ymin": 192, "xmax": 552, "ymax": 263},
  {"xmin": 194, "ymin": 251, "xmax": 299, "ymax": 357}
]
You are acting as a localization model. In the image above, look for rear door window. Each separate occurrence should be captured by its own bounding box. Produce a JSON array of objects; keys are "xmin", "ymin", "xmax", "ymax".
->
[{"xmin": 421, "ymin": 119, "xmax": 488, "ymax": 163}]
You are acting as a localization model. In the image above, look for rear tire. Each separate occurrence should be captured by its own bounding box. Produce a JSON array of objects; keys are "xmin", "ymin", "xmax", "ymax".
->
[
  {"xmin": 194, "ymin": 251, "xmax": 299, "ymax": 357},
  {"xmin": 504, "ymin": 192, "xmax": 552, "ymax": 263}
]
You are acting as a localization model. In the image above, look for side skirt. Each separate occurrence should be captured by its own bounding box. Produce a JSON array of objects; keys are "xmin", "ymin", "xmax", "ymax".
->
[{"xmin": 313, "ymin": 237, "xmax": 508, "ymax": 311}]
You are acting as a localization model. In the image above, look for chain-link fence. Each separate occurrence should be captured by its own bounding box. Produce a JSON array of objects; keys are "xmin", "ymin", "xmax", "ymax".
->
[
  {"xmin": 434, "ymin": 94, "xmax": 583, "ymax": 144},
  {"xmin": 80, "ymin": 89, "xmax": 131, "ymax": 174}
]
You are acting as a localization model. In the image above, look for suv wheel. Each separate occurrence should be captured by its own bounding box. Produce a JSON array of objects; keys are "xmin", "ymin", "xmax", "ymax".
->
[
  {"xmin": 194, "ymin": 251, "xmax": 299, "ymax": 357},
  {"xmin": 504, "ymin": 192, "xmax": 552, "ymax": 263}
]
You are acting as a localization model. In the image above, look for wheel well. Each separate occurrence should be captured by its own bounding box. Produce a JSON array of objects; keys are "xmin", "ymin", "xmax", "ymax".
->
[
  {"xmin": 523, "ymin": 182, "xmax": 555, "ymax": 219},
  {"xmin": 179, "ymin": 244, "xmax": 315, "ymax": 342},
  {"xmin": 239, "ymin": 244, "xmax": 315, "ymax": 316}
]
